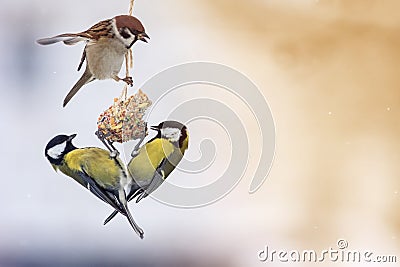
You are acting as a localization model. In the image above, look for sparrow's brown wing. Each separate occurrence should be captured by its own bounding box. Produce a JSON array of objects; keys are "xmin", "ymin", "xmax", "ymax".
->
[
  {"xmin": 82, "ymin": 19, "xmax": 114, "ymax": 40},
  {"xmin": 37, "ymin": 18, "xmax": 113, "ymax": 45}
]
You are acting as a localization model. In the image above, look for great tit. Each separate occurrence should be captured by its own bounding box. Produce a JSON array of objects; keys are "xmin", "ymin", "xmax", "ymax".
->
[
  {"xmin": 45, "ymin": 134, "xmax": 144, "ymax": 239},
  {"xmin": 103, "ymin": 121, "xmax": 189, "ymax": 225}
]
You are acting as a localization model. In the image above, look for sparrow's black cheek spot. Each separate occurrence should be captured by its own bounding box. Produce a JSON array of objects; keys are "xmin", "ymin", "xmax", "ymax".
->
[{"xmin": 120, "ymin": 28, "xmax": 132, "ymax": 39}]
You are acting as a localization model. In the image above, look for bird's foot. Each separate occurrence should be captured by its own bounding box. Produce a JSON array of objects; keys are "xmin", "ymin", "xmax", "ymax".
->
[
  {"xmin": 110, "ymin": 149, "xmax": 120, "ymax": 158},
  {"xmin": 122, "ymin": 76, "xmax": 133, "ymax": 87},
  {"xmin": 131, "ymin": 150, "xmax": 139, "ymax": 158}
]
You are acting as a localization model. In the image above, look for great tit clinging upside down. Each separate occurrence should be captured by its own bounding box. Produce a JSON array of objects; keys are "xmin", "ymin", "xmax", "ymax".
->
[
  {"xmin": 103, "ymin": 120, "xmax": 189, "ymax": 225},
  {"xmin": 44, "ymin": 134, "xmax": 144, "ymax": 239}
]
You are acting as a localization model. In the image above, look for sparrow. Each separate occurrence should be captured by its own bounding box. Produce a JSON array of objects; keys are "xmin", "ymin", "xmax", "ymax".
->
[{"xmin": 37, "ymin": 15, "xmax": 149, "ymax": 107}]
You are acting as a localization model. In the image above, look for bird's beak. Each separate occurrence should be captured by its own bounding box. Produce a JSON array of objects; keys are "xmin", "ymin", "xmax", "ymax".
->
[
  {"xmin": 138, "ymin": 33, "xmax": 150, "ymax": 43},
  {"xmin": 150, "ymin": 125, "xmax": 159, "ymax": 131},
  {"xmin": 68, "ymin": 134, "xmax": 77, "ymax": 141}
]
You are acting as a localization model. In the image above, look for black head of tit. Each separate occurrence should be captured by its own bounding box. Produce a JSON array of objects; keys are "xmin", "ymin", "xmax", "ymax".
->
[
  {"xmin": 150, "ymin": 120, "xmax": 188, "ymax": 149},
  {"xmin": 45, "ymin": 134, "xmax": 77, "ymax": 166}
]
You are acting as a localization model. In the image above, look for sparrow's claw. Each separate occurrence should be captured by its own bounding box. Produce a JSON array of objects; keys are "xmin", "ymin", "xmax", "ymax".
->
[{"xmin": 122, "ymin": 76, "xmax": 133, "ymax": 87}]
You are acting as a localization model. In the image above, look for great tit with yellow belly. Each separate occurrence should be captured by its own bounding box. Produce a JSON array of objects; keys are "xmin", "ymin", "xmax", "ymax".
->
[
  {"xmin": 103, "ymin": 121, "xmax": 189, "ymax": 225},
  {"xmin": 45, "ymin": 134, "xmax": 144, "ymax": 239}
]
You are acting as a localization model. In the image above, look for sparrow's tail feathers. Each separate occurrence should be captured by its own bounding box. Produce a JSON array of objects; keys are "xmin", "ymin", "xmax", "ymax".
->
[{"xmin": 63, "ymin": 68, "xmax": 94, "ymax": 107}]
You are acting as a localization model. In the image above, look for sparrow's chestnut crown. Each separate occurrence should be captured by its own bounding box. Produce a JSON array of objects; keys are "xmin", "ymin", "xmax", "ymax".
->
[{"xmin": 115, "ymin": 15, "xmax": 146, "ymax": 34}]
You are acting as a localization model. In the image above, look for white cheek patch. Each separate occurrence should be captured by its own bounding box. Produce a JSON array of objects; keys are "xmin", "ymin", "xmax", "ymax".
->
[
  {"xmin": 161, "ymin": 127, "xmax": 181, "ymax": 142},
  {"xmin": 118, "ymin": 32, "xmax": 136, "ymax": 47},
  {"xmin": 112, "ymin": 19, "xmax": 136, "ymax": 46},
  {"xmin": 126, "ymin": 33, "xmax": 137, "ymax": 47},
  {"xmin": 47, "ymin": 142, "xmax": 66, "ymax": 160}
]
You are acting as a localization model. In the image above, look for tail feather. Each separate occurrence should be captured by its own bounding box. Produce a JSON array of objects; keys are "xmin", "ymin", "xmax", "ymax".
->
[
  {"xmin": 103, "ymin": 189, "xmax": 143, "ymax": 225},
  {"xmin": 118, "ymin": 189, "xmax": 144, "ymax": 239},
  {"xmin": 123, "ymin": 203, "xmax": 144, "ymax": 239},
  {"xmin": 63, "ymin": 67, "xmax": 94, "ymax": 107},
  {"xmin": 63, "ymin": 37, "xmax": 85, "ymax": 46},
  {"xmin": 37, "ymin": 33, "xmax": 89, "ymax": 46},
  {"xmin": 103, "ymin": 210, "xmax": 118, "ymax": 225}
]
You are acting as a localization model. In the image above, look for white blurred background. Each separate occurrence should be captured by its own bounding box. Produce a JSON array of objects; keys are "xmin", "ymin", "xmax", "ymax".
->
[{"xmin": 0, "ymin": 0, "xmax": 399, "ymax": 266}]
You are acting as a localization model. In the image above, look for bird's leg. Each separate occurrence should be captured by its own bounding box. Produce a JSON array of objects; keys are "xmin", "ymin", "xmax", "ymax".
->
[
  {"xmin": 95, "ymin": 130, "xmax": 112, "ymax": 152},
  {"xmin": 107, "ymin": 140, "xmax": 119, "ymax": 158},
  {"xmin": 112, "ymin": 75, "xmax": 133, "ymax": 87},
  {"xmin": 123, "ymin": 50, "xmax": 133, "ymax": 87},
  {"xmin": 131, "ymin": 123, "xmax": 148, "ymax": 157},
  {"xmin": 77, "ymin": 49, "xmax": 86, "ymax": 71},
  {"xmin": 131, "ymin": 137, "xmax": 144, "ymax": 157},
  {"xmin": 95, "ymin": 130, "xmax": 119, "ymax": 158}
]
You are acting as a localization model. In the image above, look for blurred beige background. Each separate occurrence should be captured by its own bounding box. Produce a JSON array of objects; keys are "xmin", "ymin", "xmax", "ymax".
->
[{"xmin": 0, "ymin": 0, "xmax": 399, "ymax": 266}]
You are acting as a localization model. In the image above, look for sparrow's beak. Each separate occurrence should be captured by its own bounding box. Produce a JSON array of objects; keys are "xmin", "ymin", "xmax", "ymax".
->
[
  {"xmin": 138, "ymin": 33, "xmax": 150, "ymax": 43},
  {"xmin": 68, "ymin": 134, "xmax": 77, "ymax": 141}
]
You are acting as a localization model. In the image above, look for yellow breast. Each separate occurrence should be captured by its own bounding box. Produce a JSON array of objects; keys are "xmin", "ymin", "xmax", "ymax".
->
[{"xmin": 128, "ymin": 139, "xmax": 176, "ymax": 184}]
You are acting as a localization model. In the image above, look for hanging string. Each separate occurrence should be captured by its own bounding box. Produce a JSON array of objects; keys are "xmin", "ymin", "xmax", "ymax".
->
[
  {"xmin": 129, "ymin": 0, "xmax": 135, "ymax": 16},
  {"xmin": 128, "ymin": 0, "xmax": 134, "ymax": 69},
  {"xmin": 121, "ymin": 0, "xmax": 135, "ymax": 100}
]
